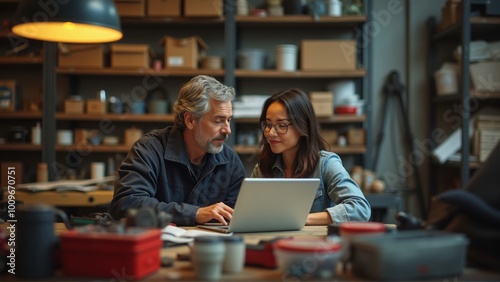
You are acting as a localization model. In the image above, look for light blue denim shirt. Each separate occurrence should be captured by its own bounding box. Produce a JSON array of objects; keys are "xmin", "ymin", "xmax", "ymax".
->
[{"xmin": 250, "ymin": 150, "xmax": 371, "ymax": 223}]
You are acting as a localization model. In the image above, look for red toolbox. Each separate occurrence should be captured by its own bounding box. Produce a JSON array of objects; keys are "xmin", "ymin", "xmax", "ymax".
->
[{"xmin": 59, "ymin": 227, "xmax": 162, "ymax": 280}]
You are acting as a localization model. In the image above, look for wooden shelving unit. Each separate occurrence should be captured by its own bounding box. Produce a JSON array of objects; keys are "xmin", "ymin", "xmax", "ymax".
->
[
  {"xmin": 234, "ymin": 69, "xmax": 366, "ymax": 78},
  {"xmin": 428, "ymin": 7, "xmax": 500, "ymax": 196},
  {"xmin": 235, "ymin": 15, "xmax": 366, "ymax": 25},
  {"xmin": 56, "ymin": 113, "xmax": 175, "ymax": 122},
  {"xmin": 56, "ymin": 67, "xmax": 225, "ymax": 77},
  {"xmin": 1, "ymin": 1, "xmax": 373, "ymax": 180},
  {"xmin": 0, "ymin": 112, "xmax": 42, "ymax": 119},
  {"xmin": 0, "ymin": 143, "xmax": 41, "ymax": 151}
]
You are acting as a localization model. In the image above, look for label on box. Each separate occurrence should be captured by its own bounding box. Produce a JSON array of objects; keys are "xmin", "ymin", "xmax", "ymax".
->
[{"xmin": 168, "ymin": 56, "xmax": 184, "ymax": 66}]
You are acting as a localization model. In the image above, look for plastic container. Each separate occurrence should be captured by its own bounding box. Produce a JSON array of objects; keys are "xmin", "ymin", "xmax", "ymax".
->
[
  {"xmin": 60, "ymin": 227, "xmax": 162, "ymax": 279},
  {"xmin": 335, "ymin": 105, "xmax": 357, "ymax": 114},
  {"xmin": 275, "ymin": 44, "xmax": 298, "ymax": 71},
  {"xmin": 37, "ymin": 162, "xmax": 48, "ymax": 182},
  {"xmin": 274, "ymin": 238, "xmax": 342, "ymax": 280},
  {"xmin": 434, "ymin": 68, "xmax": 458, "ymax": 96},
  {"xmin": 327, "ymin": 0, "xmax": 342, "ymax": 16},
  {"xmin": 350, "ymin": 230, "xmax": 469, "ymax": 280},
  {"xmin": 238, "ymin": 49, "xmax": 266, "ymax": 70},
  {"xmin": 191, "ymin": 236, "xmax": 226, "ymax": 280},
  {"xmin": 201, "ymin": 56, "xmax": 222, "ymax": 70},
  {"xmin": 31, "ymin": 122, "xmax": 41, "ymax": 145},
  {"xmin": 17, "ymin": 204, "xmax": 57, "ymax": 279},
  {"xmin": 57, "ymin": 129, "xmax": 73, "ymax": 145},
  {"xmin": 339, "ymin": 222, "xmax": 386, "ymax": 237},
  {"xmin": 339, "ymin": 222, "xmax": 386, "ymax": 264},
  {"xmin": 148, "ymin": 99, "xmax": 168, "ymax": 114}
]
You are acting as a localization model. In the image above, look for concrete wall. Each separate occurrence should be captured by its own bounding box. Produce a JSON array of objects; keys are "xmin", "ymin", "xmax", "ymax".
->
[{"xmin": 370, "ymin": 0, "xmax": 444, "ymax": 218}]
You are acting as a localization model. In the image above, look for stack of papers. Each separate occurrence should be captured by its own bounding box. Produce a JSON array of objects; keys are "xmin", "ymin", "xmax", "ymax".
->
[
  {"xmin": 489, "ymin": 41, "xmax": 500, "ymax": 61},
  {"xmin": 15, "ymin": 176, "xmax": 116, "ymax": 192},
  {"xmin": 161, "ymin": 225, "xmax": 232, "ymax": 244},
  {"xmin": 454, "ymin": 40, "xmax": 491, "ymax": 62},
  {"xmin": 233, "ymin": 95, "xmax": 268, "ymax": 118}
]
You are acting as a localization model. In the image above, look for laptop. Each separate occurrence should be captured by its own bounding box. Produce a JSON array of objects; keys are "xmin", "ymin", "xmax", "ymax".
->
[{"xmin": 198, "ymin": 178, "xmax": 320, "ymax": 233}]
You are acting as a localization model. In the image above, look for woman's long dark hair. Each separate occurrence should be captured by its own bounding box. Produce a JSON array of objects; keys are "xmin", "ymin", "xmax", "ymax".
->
[{"xmin": 258, "ymin": 88, "xmax": 326, "ymax": 177}]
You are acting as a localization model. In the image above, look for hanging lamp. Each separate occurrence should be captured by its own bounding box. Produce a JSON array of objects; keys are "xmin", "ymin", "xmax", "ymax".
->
[{"xmin": 11, "ymin": 0, "xmax": 122, "ymax": 43}]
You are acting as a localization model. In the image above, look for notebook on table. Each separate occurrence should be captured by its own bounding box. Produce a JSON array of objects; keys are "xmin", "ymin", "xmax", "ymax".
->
[{"xmin": 198, "ymin": 178, "xmax": 320, "ymax": 233}]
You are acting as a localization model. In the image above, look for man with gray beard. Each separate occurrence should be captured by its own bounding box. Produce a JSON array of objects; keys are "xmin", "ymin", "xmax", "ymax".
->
[{"xmin": 110, "ymin": 75, "xmax": 245, "ymax": 226}]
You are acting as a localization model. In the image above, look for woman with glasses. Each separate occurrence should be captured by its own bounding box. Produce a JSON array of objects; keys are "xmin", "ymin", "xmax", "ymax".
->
[{"xmin": 250, "ymin": 88, "xmax": 371, "ymax": 225}]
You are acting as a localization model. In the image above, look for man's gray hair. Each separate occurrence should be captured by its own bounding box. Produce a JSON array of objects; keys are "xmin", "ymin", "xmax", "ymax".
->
[{"xmin": 173, "ymin": 75, "xmax": 236, "ymax": 129}]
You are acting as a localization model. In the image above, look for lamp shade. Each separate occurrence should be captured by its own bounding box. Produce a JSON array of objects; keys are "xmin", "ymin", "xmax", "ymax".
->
[{"xmin": 11, "ymin": 0, "xmax": 122, "ymax": 43}]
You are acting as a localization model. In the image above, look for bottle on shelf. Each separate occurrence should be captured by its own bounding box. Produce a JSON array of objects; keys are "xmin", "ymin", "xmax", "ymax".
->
[
  {"xmin": 31, "ymin": 122, "xmax": 41, "ymax": 145},
  {"xmin": 37, "ymin": 162, "xmax": 48, "ymax": 182}
]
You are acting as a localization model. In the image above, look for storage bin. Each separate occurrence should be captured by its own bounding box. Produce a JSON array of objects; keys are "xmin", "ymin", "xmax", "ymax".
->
[
  {"xmin": 301, "ymin": 40, "xmax": 356, "ymax": 71},
  {"xmin": 58, "ymin": 44, "xmax": 105, "ymax": 68},
  {"xmin": 275, "ymin": 44, "xmax": 298, "ymax": 71},
  {"xmin": 350, "ymin": 230, "xmax": 468, "ymax": 280},
  {"xmin": 111, "ymin": 44, "xmax": 152, "ymax": 68},
  {"xmin": 147, "ymin": 0, "xmax": 181, "ymax": 17},
  {"xmin": 115, "ymin": 0, "xmax": 146, "ymax": 17},
  {"xmin": 60, "ymin": 227, "xmax": 162, "ymax": 279},
  {"xmin": 434, "ymin": 67, "xmax": 458, "ymax": 96},
  {"xmin": 184, "ymin": 0, "xmax": 223, "ymax": 17},
  {"xmin": 238, "ymin": 49, "xmax": 266, "ymax": 70},
  {"xmin": 274, "ymin": 238, "xmax": 342, "ymax": 280},
  {"xmin": 161, "ymin": 36, "xmax": 208, "ymax": 69}
]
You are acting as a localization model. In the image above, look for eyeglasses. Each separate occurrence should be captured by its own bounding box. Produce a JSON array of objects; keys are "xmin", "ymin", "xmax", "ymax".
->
[{"xmin": 260, "ymin": 121, "xmax": 293, "ymax": 134}]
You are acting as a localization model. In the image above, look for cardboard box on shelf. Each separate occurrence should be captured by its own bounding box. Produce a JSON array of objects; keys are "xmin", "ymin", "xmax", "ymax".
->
[
  {"xmin": 301, "ymin": 40, "xmax": 357, "ymax": 71},
  {"xmin": 64, "ymin": 99, "xmax": 85, "ymax": 114},
  {"xmin": 86, "ymin": 100, "xmax": 106, "ymax": 114},
  {"xmin": 322, "ymin": 129, "xmax": 338, "ymax": 147},
  {"xmin": 125, "ymin": 127, "xmax": 143, "ymax": 147},
  {"xmin": 160, "ymin": 36, "xmax": 209, "ymax": 69},
  {"xmin": 58, "ymin": 44, "xmax": 105, "ymax": 68},
  {"xmin": 111, "ymin": 44, "xmax": 153, "ymax": 68},
  {"xmin": 347, "ymin": 128, "xmax": 365, "ymax": 145},
  {"xmin": 74, "ymin": 129, "xmax": 91, "ymax": 145},
  {"xmin": 184, "ymin": 0, "xmax": 223, "ymax": 17},
  {"xmin": 310, "ymin": 91, "xmax": 334, "ymax": 117},
  {"xmin": 470, "ymin": 61, "xmax": 500, "ymax": 92},
  {"xmin": 147, "ymin": 0, "xmax": 181, "ymax": 17},
  {"xmin": 114, "ymin": 0, "xmax": 145, "ymax": 17}
]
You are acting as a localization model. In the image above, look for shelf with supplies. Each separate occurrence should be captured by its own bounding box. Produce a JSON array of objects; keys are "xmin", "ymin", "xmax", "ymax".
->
[
  {"xmin": 55, "ymin": 145, "xmax": 131, "ymax": 153},
  {"xmin": 0, "ymin": 111, "xmax": 42, "ymax": 119},
  {"xmin": 434, "ymin": 16, "xmax": 500, "ymax": 40},
  {"xmin": 428, "ymin": 1, "xmax": 500, "ymax": 197},
  {"xmin": 235, "ymin": 15, "xmax": 366, "ymax": 25},
  {"xmin": 234, "ymin": 115, "xmax": 366, "ymax": 124},
  {"xmin": 0, "ymin": 143, "xmax": 41, "ymax": 151},
  {"xmin": 232, "ymin": 2, "xmax": 372, "ymax": 173},
  {"xmin": 1, "ymin": 1, "xmax": 373, "ymax": 181},
  {"xmin": 234, "ymin": 69, "xmax": 366, "ymax": 78},
  {"xmin": 56, "ymin": 67, "xmax": 225, "ymax": 77},
  {"xmin": 431, "ymin": 90, "xmax": 500, "ymax": 103},
  {"xmin": 120, "ymin": 17, "xmax": 225, "ymax": 26},
  {"xmin": 233, "ymin": 144, "xmax": 366, "ymax": 156},
  {"xmin": 0, "ymin": 56, "xmax": 43, "ymax": 64},
  {"xmin": 56, "ymin": 113, "xmax": 175, "ymax": 123}
]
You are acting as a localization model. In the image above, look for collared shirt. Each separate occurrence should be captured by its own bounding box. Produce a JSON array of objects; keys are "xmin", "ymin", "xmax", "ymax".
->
[
  {"xmin": 250, "ymin": 150, "xmax": 371, "ymax": 223},
  {"xmin": 110, "ymin": 126, "xmax": 246, "ymax": 225}
]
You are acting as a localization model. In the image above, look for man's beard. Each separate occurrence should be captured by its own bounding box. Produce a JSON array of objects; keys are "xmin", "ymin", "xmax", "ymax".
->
[
  {"xmin": 207, "ymin": 140, "xmax": 225, "ymax": 154},
  {"xmin": 195, "ymin": 127, "xmax": 227, "ymax": 154}
]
